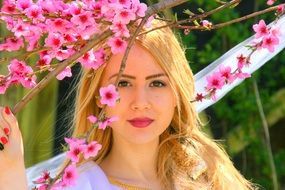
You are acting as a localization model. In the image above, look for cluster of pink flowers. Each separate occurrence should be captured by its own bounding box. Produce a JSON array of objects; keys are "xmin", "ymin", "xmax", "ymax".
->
[
  {"xmin": 196, "ymin": 62, "xmax": 251, "ymax": 101},
  {"xmin": 0, "ymin": 0, "xmax": 147, "ymax": 94},
  {"xmin": 88, "ymin": 114, "xmax": 119, "ymax": 130},
  {"xmin": 35, "ymin": 138, "xmax": 102, "ymax": 189},
  {"xmin": 195, "ymin": 14, "xmax": 283, "ymax": 102},
  {"xmin": 34, "ymin": 83, "xmax": 119, "ymax": 189},
  {"xmin": 0, "ymin": 59, "xmax": 37, "ymax": 94},
  {"xmin": 252, "ymin": 19, "xmax": 281, "ymax": 52}
]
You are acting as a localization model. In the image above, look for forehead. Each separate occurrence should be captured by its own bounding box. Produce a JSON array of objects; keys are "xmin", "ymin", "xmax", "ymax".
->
[{"xmin": 102, "ymin": 43, "xmax": 165, "ymax": 80}]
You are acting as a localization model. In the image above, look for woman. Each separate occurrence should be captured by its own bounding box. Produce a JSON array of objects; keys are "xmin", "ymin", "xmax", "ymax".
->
[{"xmin": 0, "ymin": 20, "xmax": 256, "ymax": 190}]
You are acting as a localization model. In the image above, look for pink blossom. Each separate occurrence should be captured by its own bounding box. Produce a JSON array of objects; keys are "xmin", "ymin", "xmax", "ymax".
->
[
  {"xmin": 206, "ymin": 72, "xmax": 225, "ymax": 90},
  {"xmin": 98, "ymin": 116, "xmax": 119, "ymax": 130},
  {"xmin": 78, "ymin": 48, "xmax": 105, "ymax": 70},
  {"xmin": 37, "ymin": 50, "xmax": 52, "ymax": 67},
  {"xmin": 235, "ymin": 70, "xmax": 251, "ymax": 79},
  {"xmin": 78, "ymin": 49, "xmax": 101, "ymax": 70},
  {"xmin": 16, "ymin": 0, "xmax": 33, "ymax": 11},
  {"xmin": 35, "ymin": 171, "xmax": 50, "ymax": 183},
  {"xmin": 37, "ymin": 0, "xmax": 62, "ymax": 14},
  {"xmin": 62, "ymin": 164, "xmax": 78, "ymax": 186},
  {"xmin": 56, "ymin": 66, "xmax": 72, "ymax": 80},
  {"xmin": 8, "ymin": 59, "xmax": 37, "ymax": 88},
  {"xmin": 70, "ymin": 11, "xmax": 95, "ymax": 30},
  {"xmin": 271, "ymin": 27, "xmax": 281, "ymax": 37},
  {"xmin": 195, "ymin": 93, "xmax": 204, "ymax": 102},
  {"xmin": 107, "ymin": 37, "xmax": 127, "ymax": 54},
  {"xmin": 267, "ymin": 0, "xmax": 276, "ymax": 5},
  {"xmin": 0, "ymin": 75, "xmax": 9, "ymax": 94},
  {"xmin": 45, "ymin": 33, "xmax": 64, "ymax": 49},
  {"xmin": 262, "ymin": 34, "xmax": 279, "ymax": 52},
  {"xmin": 46, "ymin": 18, "xmax": 71, "ymax": 34},
  {"xmin": 117, "ymin": 0, "xmax": 131, "ymax": 8},
  {"xmin": 110, "ymin": 22, "xmax": 130, "ymax": 38},
  {"xmin": 0, "ymin": 37, "xmax": 24, "ymax": 52},
  {"xmin": 63, "ymin": 34, "xmax": 77, "ymax": 44},
  {"xmin": 11, "ymin": 20, "xmax": 30, "ymax": 38},
  {"xmin": 64, "ymin": 3, "xmax": 82, "ymax": 16},
  {"xmin": 55, "ymin": 48, "xmax": 75, "ymax": 61},
  {"xmin": 132, "ymin": 0, "xmax": 147, "ymax": 17},
  {"xmin": 101, "ymin": 4, "xmax": 116, "ymax": 21},
  {"xmin": 93, "ymin": 48, "xmax": 106, "ymax": 67},
  {"xmin": 209, "ymin": 90, "xmax": 217, "ymax": 101},
  {"xmin": 114, "ymin": 9, "xmax": 136, "ymax": 25},
  {"xmin": 87, "ymin": 115, "xmax": 98, "ymax": 124},
  {"xmin": 83, "ymin": 141, "xmax": 102, "ymax": 159},
  {"xmin": 25, "ymin": 4, "xmax": 45, "ymax": 22},
  {"xmin": 78, "ymin": 24, "xmax": 100, "ymax": 40},
  {"xmin": 219, "ymin": 66, "xmax": 235, "ymax": 84},
  {"xmin": 99, "ymin": 84, "xmax": 120, "ymax": 107},
  {"xmin": 237, "ymin": 54, "xmax": 247, "ymax": 69},
  {"xmin": 90, "ymin": 2, "xmax": 103, "ymax": 19},
  {"xmin": 65, "ymin": 137, "xmax": 86, "ymax": 146},
  {"xmin": 36, "ymin": 57, "xmax": 51, "ymax": 68},
  {"xmin": 20, "ymin": 75, "xmax": 37, "ymax": 88},
  {"xmin": 66, "ymin": 143, "xmax": 85, "ymax": 163},
  {"xmin": 38, "ymin": 184, "xmax": 48, "ymax": 190},
  {"xmin": 1, "ymin": 2, "xmax": 17, "ymax": 14},
  {"xmin": 201, "ymin": 20, "xmax": 213, "ymax": 29},
  {"xmin": 145, "ymin": 16, "xmax": 154, "ymax": 28},
  {"xmin": 277, "ymin": 4, "xmax": 285, "ymax": 14},
  {"xmin": 25, "ymin": 31, "xmax": 41, "ymax": 51},
  {"xmin": 253, "ymin": 20, "xmax": 269, "ymax": 39}
]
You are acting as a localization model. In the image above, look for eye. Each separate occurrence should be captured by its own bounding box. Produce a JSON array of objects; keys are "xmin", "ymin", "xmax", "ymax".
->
[
  {"xmin": 117, "ymin": 80, "xmax": 131, "ymax": 87},
  {"xmin": 150, "ymin": 80, "xmax": 166, "ymax": 87}
]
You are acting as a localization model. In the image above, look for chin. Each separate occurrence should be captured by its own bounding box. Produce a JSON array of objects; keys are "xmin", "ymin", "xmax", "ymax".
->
[{"xmin": 126, "ymin": 135, "xmax": 160, "ymax": 145}]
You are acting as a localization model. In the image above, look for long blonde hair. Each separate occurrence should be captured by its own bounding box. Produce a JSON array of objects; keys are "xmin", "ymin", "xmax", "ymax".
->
[{"xmin": 70, "ymin": 20, "xmax": 256, "ymax": 189}]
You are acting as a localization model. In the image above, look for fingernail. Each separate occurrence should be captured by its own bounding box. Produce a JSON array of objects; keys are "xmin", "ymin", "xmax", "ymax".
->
[
  {"xmin": 4, "ymin": 106, "xmax": 11, "ymax": 115},
  {"xmin": 0, "ymin": 136, "xmax": 8, "ymax": 145},
  {"xmin": 4, "ymin": 127, "xmax": 10, "ymax": 135}
]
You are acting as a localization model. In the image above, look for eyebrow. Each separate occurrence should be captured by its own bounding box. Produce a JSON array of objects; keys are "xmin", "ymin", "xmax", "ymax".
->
[{"xmin": 108, "ymin": 73, "xmax": 167, "ymax": 81}]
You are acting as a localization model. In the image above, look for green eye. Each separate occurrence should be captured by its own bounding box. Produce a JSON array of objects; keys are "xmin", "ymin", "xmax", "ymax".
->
[
  {"xmin": 118, "ymin": 80, "xmax": 130, "ymax": 87},
  {"xmin": 150, "ymin": 80, "xmax": 166, "ymax": 87}
]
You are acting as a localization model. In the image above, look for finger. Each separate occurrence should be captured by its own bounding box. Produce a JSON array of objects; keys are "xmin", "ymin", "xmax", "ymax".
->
[
  {"xmin": 0, "ymin": 107, "xmax": 11, "ymax": 136},
  {"xmin": 0, "ymin": 107, "xmax": 19, "ymax": 138},
  {"xmin": 0, "ymin": 126, "xmax": 9, "ymax": 150},
  {"xmin": 0, "ymin": 112, "xmax": 10, "ymax": 146}
]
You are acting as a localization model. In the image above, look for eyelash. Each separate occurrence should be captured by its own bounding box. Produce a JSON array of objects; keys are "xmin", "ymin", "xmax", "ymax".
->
[{"xmin": 117, "ymin": 80, "xmax": 166, "ymax": 88}]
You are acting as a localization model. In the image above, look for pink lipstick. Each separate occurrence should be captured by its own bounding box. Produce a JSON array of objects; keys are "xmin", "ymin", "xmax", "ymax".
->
[{"xmin": 127, "ymin": 117, "xmax": 154, "ymax": 128}]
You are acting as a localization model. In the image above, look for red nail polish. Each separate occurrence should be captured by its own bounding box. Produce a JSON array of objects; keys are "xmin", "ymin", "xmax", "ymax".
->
[
  {"xmin": 4, "ymin": 106, "xmax": 11, "ymax": 115},
  {"xmin": 0, "ymin": 136, "xmax": 8, "ymax": 145},
  {"xmin": 4, "ymin": 127, "xmax": 10, "ymax": 135}
]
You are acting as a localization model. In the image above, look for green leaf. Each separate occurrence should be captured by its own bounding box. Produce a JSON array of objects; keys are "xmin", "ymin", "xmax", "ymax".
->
[
  {"xmin": 193, "ymin": 20, "xmax": 200, "ymax": 26},
  {"xmin": 197, "ymin": 8, "xmax": 205, "ymax": 13},
  {"xmin": 183, "ymin": 9, "xmax": 195, "ymax": 16}
]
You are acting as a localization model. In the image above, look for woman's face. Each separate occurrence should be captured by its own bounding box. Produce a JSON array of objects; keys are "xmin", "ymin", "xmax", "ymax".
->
[{"xmin": 99, "ymin": 43, "xmax": 177, "ymax": 144}]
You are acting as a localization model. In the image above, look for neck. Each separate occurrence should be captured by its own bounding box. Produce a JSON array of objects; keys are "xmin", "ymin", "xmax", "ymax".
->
[{"xmin": 100, "ymin": 136, "xmax": 159, "ymax": 182}]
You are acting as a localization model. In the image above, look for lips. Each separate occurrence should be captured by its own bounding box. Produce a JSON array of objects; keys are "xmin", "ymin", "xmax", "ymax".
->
[{"xmin": 127, "ymin": 117, "xmax": 154, "ymax": 128}]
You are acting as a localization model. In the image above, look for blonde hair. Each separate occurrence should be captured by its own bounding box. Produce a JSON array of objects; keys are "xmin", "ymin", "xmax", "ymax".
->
[{"xmin": 70, "ymin": 20, "xmax": 256, "ymax": 189}]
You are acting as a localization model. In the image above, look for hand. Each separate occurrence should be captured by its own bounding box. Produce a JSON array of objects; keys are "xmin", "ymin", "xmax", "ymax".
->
[{"xmin": 0, "ymin": 106, "xmax": 28, "ymax": 190}]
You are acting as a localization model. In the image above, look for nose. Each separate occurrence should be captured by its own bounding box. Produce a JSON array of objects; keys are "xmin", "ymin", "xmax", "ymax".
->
[{"xmin": 130, "ymin": 86, "xmax": 151, "ymax": 111}]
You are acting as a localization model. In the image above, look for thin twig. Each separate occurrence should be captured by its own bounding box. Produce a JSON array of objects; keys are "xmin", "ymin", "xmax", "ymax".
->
[
  {"xmin": 252, "ymin": 78, "xmax": 279, "ymax": 190},
  {"xmin": 139, "ymin": 0, "xmax": 240, "ymax": 36}
]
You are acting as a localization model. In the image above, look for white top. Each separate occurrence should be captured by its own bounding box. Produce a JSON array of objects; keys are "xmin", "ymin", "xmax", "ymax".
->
[{"xmin": 64, "ymin": 161, "xmax": 120, "ymax": 190}]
